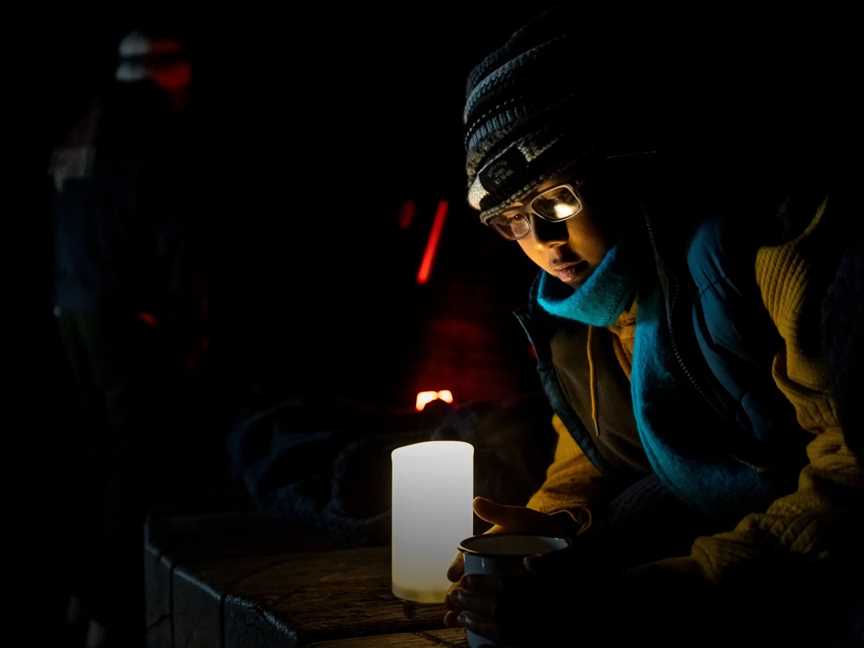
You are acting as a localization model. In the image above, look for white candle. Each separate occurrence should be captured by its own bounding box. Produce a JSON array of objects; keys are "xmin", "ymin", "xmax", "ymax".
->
[{"xmin": 391, "ymin": 440, "xmax": 474, "ymax": 603}]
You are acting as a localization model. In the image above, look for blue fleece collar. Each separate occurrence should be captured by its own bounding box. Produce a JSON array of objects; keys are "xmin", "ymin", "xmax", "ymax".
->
[{"xmin": 536, "ymin": 241, "xmax": 641, "ymax": 326}]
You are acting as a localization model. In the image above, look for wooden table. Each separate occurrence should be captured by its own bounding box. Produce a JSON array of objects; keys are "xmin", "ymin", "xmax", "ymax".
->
[{"xmin": 144, "ymin": 513, "xmax": 468, "ymax": 647}]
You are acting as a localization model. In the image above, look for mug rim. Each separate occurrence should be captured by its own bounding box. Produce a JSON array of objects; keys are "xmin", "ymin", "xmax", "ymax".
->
[{"xmin": 458, "ymin": 533, "xmax": 570, "ymax": 557}]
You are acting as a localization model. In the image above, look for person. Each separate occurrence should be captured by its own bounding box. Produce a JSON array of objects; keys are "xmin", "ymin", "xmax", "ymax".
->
[
  {"xmin": 443, "ymin": 8, "xmax": 862, "ymax": 644},
  {"xmin": 50, "ymin": 29, "xmax": 199, "ymax": 647}
]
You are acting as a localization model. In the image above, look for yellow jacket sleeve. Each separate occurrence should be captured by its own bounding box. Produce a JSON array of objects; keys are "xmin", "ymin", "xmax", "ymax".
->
[
  {"xmin": 526, "ymin": 413, "xmax": 607, "ymax": 517},
  {"xmin": 690, "ymin": 200, "xmax": 864, "ymax": 583}
]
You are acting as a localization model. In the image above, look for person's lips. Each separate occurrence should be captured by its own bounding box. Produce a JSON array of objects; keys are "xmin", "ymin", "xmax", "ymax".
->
[{"xmin": 550, "ymin": 260, "xmax": 590, "ymax": 283}]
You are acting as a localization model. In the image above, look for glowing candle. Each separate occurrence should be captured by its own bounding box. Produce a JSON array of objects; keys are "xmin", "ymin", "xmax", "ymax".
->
[{"xmin": 391, "ymin": 441, "xmax": 474, "ymax": 603}]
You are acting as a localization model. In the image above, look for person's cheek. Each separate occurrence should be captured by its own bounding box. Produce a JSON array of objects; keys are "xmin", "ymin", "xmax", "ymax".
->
[
  {"xmin": 516, "ymin": 239, "xmax": 548, "ymax": 273},
  {"xmin": 570, "ymin": 222, "xmax": 610, "ymax": 266}
]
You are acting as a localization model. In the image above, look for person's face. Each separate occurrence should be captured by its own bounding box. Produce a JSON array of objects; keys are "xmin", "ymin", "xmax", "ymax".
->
[{"xmin": 499, "ymin": 176, "xmax": 617, "ymax": 288}]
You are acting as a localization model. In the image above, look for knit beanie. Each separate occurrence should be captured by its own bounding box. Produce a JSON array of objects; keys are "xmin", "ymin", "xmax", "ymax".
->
[{"xmin": 464, "ymin": 8, "xmax": 654, "ymax": 223}]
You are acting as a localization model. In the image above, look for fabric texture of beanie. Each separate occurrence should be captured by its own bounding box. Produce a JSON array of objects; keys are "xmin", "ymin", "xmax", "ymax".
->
[{"xmin": 464, "ymin": 8, "xmax": 653, "ymax": 223}]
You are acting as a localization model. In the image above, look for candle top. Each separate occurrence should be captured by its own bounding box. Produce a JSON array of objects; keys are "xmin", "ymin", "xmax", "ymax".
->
[{"xmin": 391, "ymin": 440, "xmax": 474, "ymax": 460}]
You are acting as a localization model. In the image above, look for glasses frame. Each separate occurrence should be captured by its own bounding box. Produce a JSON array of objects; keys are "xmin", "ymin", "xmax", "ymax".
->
[{"xmin": 486, "ymin": 183, "xmax": 584, "ymax": 241}]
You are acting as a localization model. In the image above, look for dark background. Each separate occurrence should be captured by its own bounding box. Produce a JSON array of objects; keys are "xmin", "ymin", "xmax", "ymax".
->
[{"xmin": 34, "ymin": 8, "xmax": 581, "ymax": 414}]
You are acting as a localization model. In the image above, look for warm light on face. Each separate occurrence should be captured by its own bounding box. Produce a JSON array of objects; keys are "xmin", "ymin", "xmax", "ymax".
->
[
  {"xmin": 415, "ymin": 390, "xmax": 455, "ymax": 411},
  {"xmin": 391, "ymin": 441, "xmax": 474, "ymax": 603}
]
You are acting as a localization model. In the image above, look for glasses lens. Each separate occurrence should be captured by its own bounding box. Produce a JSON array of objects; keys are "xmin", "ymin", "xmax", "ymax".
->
[
  {"xmin": 531, "ymin": 186, "xmax": 583, "ymax": 222},
  {"xmin": 489, "ymin": 212, "xmax": 531, "ymax": 240}
]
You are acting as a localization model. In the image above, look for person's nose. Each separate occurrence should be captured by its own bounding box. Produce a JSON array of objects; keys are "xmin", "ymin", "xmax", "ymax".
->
[{"xmin": 531, "ymin": 214, "xmax": 568, "ymax": 247}]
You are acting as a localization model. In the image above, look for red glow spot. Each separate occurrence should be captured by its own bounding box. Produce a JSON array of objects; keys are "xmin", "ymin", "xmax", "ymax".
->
[
  {"xmin": 149, "ymin": 61, "xmax": 192, "ymax": 91},
  {"xmin": 137, "ymin": 312, "xmax": 158, "ymax": 328},
  {"xmin": 416, "ymin": 391, "xmax": 437, "ymax": 411},
  {"xmin": 415, "ymin": 389, "xmax": 455, "ymax": 411},
  {"xmin": 416, "ymin": 200, "xmax": 449, "ymax": 285},
  {"xmin": 149, "ymin": 39, "xmax": 183, "ymax": 56},
  {"xmin": 398, "ymin": 200, "xmax": 417, "ymax": 230}
]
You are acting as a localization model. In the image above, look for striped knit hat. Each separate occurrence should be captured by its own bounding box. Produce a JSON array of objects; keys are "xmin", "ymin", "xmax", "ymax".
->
[{"xmin": 464, "ymin": 8, "xmax": 653, "ymax": 223}]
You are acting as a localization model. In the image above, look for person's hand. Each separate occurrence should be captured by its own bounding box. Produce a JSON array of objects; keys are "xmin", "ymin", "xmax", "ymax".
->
[
  {"xmin": 443, "ymin": 549, "xmax": 581, "ymax": 644},
  {"xmin": 446, "ymin": 553, "xmax": 711, "ymax": 645},
  {"xmin": 445, "ymin": 496, "xmax": 589, "ymax": 584},
  {"xmin": 443, "ymin": 497, "xmax": 589, "ymax": 641}
]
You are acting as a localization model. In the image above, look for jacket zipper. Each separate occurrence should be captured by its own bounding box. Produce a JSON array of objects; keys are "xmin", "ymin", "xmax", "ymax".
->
[{"xmin": 643, "ymin": 213, "xmax": 766, "ymax": 472}]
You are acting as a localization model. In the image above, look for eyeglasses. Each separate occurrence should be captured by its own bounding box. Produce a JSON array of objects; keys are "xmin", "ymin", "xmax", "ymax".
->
[{"xmin": 486, "ymin": 184, "xmax": 584, "ymax": 241}]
